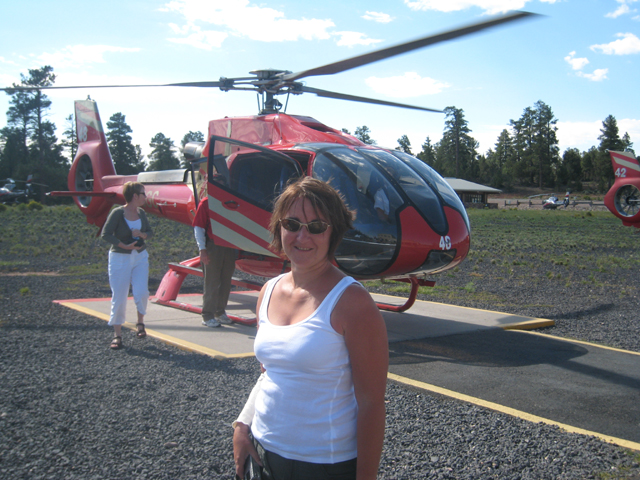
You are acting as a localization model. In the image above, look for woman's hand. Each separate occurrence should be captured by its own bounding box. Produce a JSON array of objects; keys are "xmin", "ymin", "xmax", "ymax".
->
[
  {"xmin": 119, "ymin": 241, "xmax": 142, "ymax": 251},
  {"xmin": 131, "ymin": 229, "xmax": 147, "ymax": 240},
  {"xmin": 233, "ymin": 423, "xmax": 261, "ymax": 478}
]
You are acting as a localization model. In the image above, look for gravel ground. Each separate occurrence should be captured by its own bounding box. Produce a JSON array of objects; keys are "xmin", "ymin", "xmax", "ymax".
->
[{"xmin": 1, "ymin": 252, "xmax": 639, "ymax": 479}]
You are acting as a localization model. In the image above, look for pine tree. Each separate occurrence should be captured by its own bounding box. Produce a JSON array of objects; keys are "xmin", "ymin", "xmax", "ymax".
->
[
  {"xmin": 417, "ymin": 137, "xmax": 436, "ymax": 167},
  {"xmin": 147, "ymin": 133, "xmax": 179, "ymax": 171},
  {"xmin": 2, "ymin": 66, "xmax": 68, "ymax": 196},
  {"xmin": 354, "ymin": 126, "xmax": 376, "ymax": 145},
  {"xmin": 596, "ymin": 115, "xmax": 624, "ymax": 190},
  {"xmin": 61, "ymin": 114, "xmax": 77, "ymax": 163},
  {"xmin": 440, "ymin": 106, "xmax": 477, "ymax": 178},
  {"xmin": 395, "ymin": 135, "xmax": 412, "ymax": 155},
  {"xmin": 107, "ymin": 113, "xmax": 145, "ymax": 174},
  {"xmin": 510, "ymin": 101, "xmax": 559, "ymax": 188}
]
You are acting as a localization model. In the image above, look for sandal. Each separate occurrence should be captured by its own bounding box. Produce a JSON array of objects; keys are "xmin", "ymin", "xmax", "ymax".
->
[
  {"xmin": 110, "ymin": 336, "xmax": 122, "ymax": 349},
  {"xmin": 136, "ymin": 323, "xmax": 147, "ymax": 338}
]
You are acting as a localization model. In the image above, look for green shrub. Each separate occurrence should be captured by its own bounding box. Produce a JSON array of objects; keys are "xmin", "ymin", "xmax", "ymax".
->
[
  {"xmin": 19, "ymin": 287, "xmax": 30, "ymax": 296},
  {"xmin": 0, "ymin": 203, "xmax": 6, "ymax": 213},
  {"xmin": 27, "ymin": 200, "xmax": 43, "ymax": 211}
]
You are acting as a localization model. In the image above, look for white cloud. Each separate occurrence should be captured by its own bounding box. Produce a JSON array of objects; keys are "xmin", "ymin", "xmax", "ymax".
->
[
  {"xmin": 555, "ymin": 118, "xmax": 640, "ymax": 152},
  {"xmin": 365, "ymin": 72, "xmax": 450, "ymax": 98},
  {"xmin": 333, "ymin": 31, "xmax": 382, "ymax": 47},
  {"xmin": 168, "ymin": 25, "xmax": 228, "ymax": 50},
  {"xmin": 362, "ymin": 11, "xmax": 394, "ymax": 23},
  {"xmin": 618, "ymin": 118, "xmax": 640, "ymax": 142},
  {"xmin": 605, "ymin": 0, "xmax": 638, "ymax": 18},
  {"xmin": 576, "ymin": 68, "xmax": 608, "ymax": 81},
  {"xmin": 591, "ymin": 33, "xmax": 640, "ymax": 55},
  {"xmin": 606, "ymin": 4, "xmax": 630, "ymax": 18},
  {"xmin": 162, "ymin": 0, "xmax": 335, "ymax": 45},
  {"xmin": 564, "ymin": 51, "xmax": 589, "ymax": 70},
  {"xmin": 0, "ymin": 56, "xmax": 18, "ymax": 67},
  {"xmin": 403, "ymin": 0, "xmax": 557, "ymax": 15},
  {"xmin": 556, "ymin": 120, "xmax": 602, "ymax": 152},
  {"xmin": 36, "ymin": 45, "xmax": 141, "ymax": 69}
]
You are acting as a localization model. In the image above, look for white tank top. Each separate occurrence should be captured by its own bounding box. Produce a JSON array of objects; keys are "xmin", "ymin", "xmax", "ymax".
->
[
  {"xmin": 125, "ymin": 217, "xmax": 141, "ymax": 232},
  {"xmin": 252, "ymin": 274, "xmax": 360, "ymax": 464}
]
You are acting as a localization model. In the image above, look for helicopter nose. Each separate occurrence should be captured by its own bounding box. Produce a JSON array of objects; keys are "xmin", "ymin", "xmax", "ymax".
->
[{"xmin": 381, "ymin": 205, "xmax": 470, "ymax": 277}]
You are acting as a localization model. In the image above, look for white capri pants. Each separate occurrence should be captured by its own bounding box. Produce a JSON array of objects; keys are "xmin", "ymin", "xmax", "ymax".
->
[{"xmin": 108, "ymin": 249, "xmax": 149, "ymax": 326}]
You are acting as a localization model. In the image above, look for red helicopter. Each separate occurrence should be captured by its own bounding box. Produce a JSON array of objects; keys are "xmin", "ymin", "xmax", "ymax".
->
[
  {"xmin": 604, "ymin": 150, "xmax": 640, "ymax": 228},
  {"xmin": 7, "ymin": 11, "xmax": 536, "ymax": 322}
]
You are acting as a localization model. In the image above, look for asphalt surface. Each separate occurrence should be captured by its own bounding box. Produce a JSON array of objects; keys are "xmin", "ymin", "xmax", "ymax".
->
[
  {"xmin": 57, "ymin": 292, "xmax": 640, "ymax": 451},
  {"xmin": 388, "ymin": 329, "xmax": 640, "ymax": 447}
]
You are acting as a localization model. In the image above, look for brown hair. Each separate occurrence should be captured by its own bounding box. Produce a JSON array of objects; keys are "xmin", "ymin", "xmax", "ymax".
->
[
  {"xmin": 123, "ymin": 181, "xmax": 145, "ymax": 203},
  {"xmin": 269, "ymin": 177, "xmax": 353, "ymax": 258}
]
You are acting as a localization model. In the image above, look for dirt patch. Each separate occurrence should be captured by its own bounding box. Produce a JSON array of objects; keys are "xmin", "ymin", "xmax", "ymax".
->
[{"xmin": 0, "ymin": 271, "xmax": 61, "ymax": 276}]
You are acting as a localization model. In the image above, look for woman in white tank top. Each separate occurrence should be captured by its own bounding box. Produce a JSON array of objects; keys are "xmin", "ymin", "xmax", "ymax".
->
[{"xmin": 233, "ymin": 177, "xmax": 389, "ymax": 480}]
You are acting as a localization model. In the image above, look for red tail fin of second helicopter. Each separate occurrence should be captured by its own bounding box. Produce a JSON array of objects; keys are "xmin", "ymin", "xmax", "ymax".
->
[{"xmin": 604, "ymin": 150, "xmax": 640, "ymax": 227}]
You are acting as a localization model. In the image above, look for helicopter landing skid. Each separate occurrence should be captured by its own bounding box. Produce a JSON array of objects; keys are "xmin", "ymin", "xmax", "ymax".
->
[
  {"xmin": 374, "ymin": 277, "xmax": 435, "ymax": 313},
  {"xmin": 153, "ymin": 257, "xmax": 261, "ymax": 326}
]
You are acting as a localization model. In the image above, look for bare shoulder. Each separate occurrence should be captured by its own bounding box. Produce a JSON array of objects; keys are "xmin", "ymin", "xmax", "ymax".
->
[
  {"xmin": 341, "ymin": 282, "xmax": 376, "ymax": 308},
  {"xmin": 332, "ymin": 282, "xmax": 384, "ymax": 334}
]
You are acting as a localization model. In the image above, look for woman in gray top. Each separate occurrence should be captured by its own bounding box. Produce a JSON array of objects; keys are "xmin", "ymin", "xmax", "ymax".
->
[{"xmin": 101, "ymin": 182, "xmax": 153, "ymax": 349}]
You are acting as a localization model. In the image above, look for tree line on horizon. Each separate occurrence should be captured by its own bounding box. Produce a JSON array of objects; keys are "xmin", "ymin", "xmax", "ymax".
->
[{"xmin": 1, "ymin": 66, "xmax": 635, "ymax": 203}]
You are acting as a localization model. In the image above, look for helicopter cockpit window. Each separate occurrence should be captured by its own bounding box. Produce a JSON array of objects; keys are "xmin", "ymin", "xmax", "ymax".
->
[
  {"xmin": 312, "ymin": 148, "xmax": 402, "ymax": 276},
  {"xmin": 209, "ymin": 144, "xmax": 302, "ymax": 210},
  {"xmin": 390, "ymin": 150, "xmax": 470, "ymax": 233},
  {"xmin": 360, "ymin": 149, "xmax": 448, "ymax": 235}
]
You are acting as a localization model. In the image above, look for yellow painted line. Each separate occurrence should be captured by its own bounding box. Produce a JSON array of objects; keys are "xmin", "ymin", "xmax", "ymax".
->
[
  {"xmin": 521, "ymin": 330, "xmax": 640, "ymax": 356},
  {"xmin": 387, "ymin": 372, "xmax": 640, "ymax": 452},
  {"xmin": 501, "ymin": 319, "xmax": 555, "ymax": 330},
  {"xmin": 55, "ymin": 300, "xmax": 254, "ymax": 360},
  {"xmin": 57, "ymin": 301, "xmax": 110, "ymax": 321},
  {"xmin": 141, "ymin": 329, "xmax": 255, "ymax": 360}
]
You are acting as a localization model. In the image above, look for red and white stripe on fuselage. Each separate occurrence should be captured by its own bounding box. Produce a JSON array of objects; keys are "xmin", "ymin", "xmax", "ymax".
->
[{"xmin": 206, "ymin": 193, "xmax": 277, "ymax": 258}]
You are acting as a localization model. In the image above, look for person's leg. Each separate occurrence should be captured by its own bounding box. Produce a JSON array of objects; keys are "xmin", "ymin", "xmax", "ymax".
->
[
  {"xmin": 108, "ymin": 252, "xmax": 130, "ymax": 348},
  {"xmin": 130, "ymin": 250, "xmax": 149, "ymax": 337},
  {"xmin": 201, "ymin": 240, "xmax": 217, "ymax": 321},
  {"xmin": 214, "ymin": 245, "xmax": 236, "ymax": 317}
]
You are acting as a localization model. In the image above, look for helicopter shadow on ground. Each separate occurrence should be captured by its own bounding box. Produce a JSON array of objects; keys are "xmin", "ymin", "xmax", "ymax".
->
[
  {"xmin": 388, "ymin": 328, "xmax": 640, "ymax": 392},
  {"xmin": 545, "ymin": 302, "xmax": 616, "ymax": 320}
]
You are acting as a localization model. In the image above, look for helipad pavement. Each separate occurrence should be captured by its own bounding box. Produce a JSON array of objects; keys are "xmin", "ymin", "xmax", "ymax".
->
[{"xmin": 55, "ymin": 290, "xmax": 552, "ymax": 358}]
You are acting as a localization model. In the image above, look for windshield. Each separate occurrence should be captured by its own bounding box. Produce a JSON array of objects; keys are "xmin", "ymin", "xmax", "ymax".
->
[
  {"xmin": 390, "ymin": 150, "xmax": 470, "ymax": 233},
  {"xmin": 312, "ymin": 148, "xmax": 403, "ymax": 276},
  {"xmin": 360, "ymin": 149, "xmax": 449, "ymax": 234}
]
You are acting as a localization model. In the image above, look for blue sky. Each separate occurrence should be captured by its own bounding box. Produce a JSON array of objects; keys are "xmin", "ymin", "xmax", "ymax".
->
[{"xmin": 1, "ymin": 0, "xmax": 639, "ymax": 161}]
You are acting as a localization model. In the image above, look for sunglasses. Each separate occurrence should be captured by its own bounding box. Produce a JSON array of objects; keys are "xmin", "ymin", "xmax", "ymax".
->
[{"xmin": 280, "ymin": 218, "xmax": 330, "ymax": 235}]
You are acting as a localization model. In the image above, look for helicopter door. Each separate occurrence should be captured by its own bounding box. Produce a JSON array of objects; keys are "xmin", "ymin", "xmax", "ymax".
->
[{"xmin": 205, "ymin": 135, "xmax": 302, "ymax": 256}]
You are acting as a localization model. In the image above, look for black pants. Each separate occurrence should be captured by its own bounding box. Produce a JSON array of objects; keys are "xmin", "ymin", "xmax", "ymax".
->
[{"xmin": 254, "ymin": 439, "xmax": 357, "ymax": 480}]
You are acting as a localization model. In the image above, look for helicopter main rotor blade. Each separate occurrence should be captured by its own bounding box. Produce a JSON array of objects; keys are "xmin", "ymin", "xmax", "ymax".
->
[
  {"xmin": 0, "ymin": 81, "xmax": 225, "ymax": 92},
  {"xmin": 301, "ymin": 86, "xmax": 442, "ymax": 113},
  {"xmin": 283, "ymin": 11, "xmax": 538, "ymax": 82}
]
